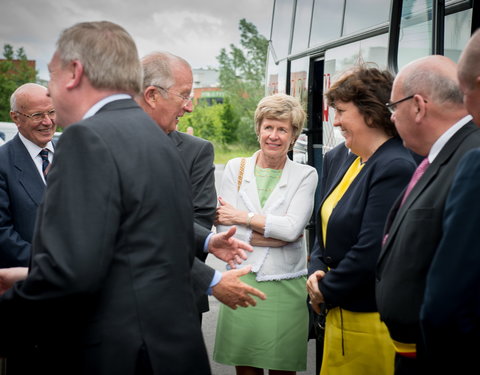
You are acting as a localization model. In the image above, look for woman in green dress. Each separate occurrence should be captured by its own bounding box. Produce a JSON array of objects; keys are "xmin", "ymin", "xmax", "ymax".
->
[{"xmin": 214, "ymin": 93, "xmax": 318, "ymax": 375}]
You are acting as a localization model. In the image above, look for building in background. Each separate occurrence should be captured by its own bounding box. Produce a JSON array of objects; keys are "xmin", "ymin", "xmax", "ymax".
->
[{"xmin": 192, "ymin": 68, "xmax": 224, "ymax": 105}]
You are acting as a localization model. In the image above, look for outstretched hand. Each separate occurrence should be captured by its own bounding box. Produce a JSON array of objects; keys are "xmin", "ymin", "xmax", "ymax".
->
[
  {"xmin": 212, "ymin": 266, "xmax": 266, "ymax": 309},
  {"xmin": 0, "ymin": 267, "xmax": 28, "ymax": 295},
  {"xmin": 209, "ymin": 226, "xmax": 252, "ymax": 268},
  {"xmin": 306, "ymin": 270, "xmax": 326, "ymax": 314}
]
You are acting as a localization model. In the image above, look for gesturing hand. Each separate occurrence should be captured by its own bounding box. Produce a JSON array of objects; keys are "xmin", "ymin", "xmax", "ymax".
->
[
  {"xmin": 0, "ymin": 267, "xmax": 28, "ymax": 295},
  {"xmin": 209, "ymin": 226, "xmax": 252, "ymax": 268},
  {"xmin": 212, "ymin": 266, "xmax": 267, "ymax": 309}
]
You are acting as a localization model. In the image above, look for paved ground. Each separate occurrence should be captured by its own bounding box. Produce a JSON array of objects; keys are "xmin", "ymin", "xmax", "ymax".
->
[{"xmin": 201, "ymin": 256, "xmax": 318, "ymax": 375}]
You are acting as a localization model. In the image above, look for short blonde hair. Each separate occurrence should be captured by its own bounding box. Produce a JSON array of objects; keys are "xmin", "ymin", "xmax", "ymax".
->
[{"xmin": 254, "ymin": 94, "xmax": 305, "ymax": 147}]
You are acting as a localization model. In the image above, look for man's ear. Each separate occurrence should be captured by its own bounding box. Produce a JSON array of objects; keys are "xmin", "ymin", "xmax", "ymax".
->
[
  {"xmin": 143, "ymin": 86, "xmax": 158, "ymax": 109},
  {"xmin": 65, "ymin": 60, "xmax": 84, "ymax": 90},
  {"xmin": 413, "ymin": 94, "xmax": 427, "ymax": 122}
]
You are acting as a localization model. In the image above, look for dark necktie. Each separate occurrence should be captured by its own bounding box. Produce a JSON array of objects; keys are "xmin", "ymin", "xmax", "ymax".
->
[{"xmin": 39, "ymin": 148, "xmax": 50, "ymax": 179}]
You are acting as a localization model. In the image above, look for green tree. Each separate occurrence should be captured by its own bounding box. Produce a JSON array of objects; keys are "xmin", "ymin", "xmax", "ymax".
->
[
  {"xmin": 217, "ymin": 19, "xmax": 268, "ymax": 147},
  {"xmin": 0, "ymin": 44, "xmax": 38, "ymax": 121}
]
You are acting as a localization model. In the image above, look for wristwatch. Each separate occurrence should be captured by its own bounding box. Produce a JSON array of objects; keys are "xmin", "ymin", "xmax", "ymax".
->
[{"xmin": 247, "ymin": 212, "xmax": 255, "ymax": 228}]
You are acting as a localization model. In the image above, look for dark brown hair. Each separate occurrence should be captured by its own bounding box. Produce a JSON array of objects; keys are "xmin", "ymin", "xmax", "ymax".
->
[{"xmin": 326, "ymin": 66, "xmax": 398, "ymax": 137}]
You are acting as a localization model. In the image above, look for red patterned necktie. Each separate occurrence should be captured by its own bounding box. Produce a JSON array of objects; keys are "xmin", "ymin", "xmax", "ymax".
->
[{"xmin": 400, "ymin": 157, "xmax": 430, "ymax": 206}]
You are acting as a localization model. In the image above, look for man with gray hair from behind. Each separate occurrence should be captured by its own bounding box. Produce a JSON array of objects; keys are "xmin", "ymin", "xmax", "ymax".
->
[
  {"xmin": 420, "ymin": 29, "xmax": 480, "ymax": 375},
  {"xmin": 0, "ymin": 21, "xmax": 212, "ymax": 375}
]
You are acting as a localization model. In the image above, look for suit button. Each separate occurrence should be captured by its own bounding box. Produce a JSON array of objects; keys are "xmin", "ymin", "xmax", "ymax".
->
[{"xmin": 325, "ymin": 256, "xmax": 333, "ymax": 264}]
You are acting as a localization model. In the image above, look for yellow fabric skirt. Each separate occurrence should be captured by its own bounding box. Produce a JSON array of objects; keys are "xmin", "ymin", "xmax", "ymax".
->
[{"xmin": 320, "ymin": 307, "xmax": 395, "ymax": 375}]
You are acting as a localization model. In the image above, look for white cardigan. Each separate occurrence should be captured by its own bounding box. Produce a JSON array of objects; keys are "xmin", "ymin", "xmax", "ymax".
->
[{"xmin": 217, "ymin": 151, "xmax": 318, "ymax": 281}]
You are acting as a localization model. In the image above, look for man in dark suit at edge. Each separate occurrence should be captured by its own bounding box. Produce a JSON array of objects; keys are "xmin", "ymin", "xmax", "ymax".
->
[
  {"xmin": 375, "ymin": 55, "xmax": 480, "ymax": 375},
  {"xmin": 136, "ymin": 51, "xmax": 265, "ymax": 313},
  {"xmin": 419, "ymin": 29, "xmax": 480, "ymax": 375},
  {"xmin": 0, "ymin": 21, "xmax": 259, "ymax": 375}
]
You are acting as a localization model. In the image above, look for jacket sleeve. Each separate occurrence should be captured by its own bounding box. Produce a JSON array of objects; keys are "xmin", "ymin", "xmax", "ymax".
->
[
  {"xmin": 263, "ymin": 167, "xmax": 318, "ymax": 242},
  {"xmin": 190, "ymin": 140, "xmax": 216, "ymax": 230},
  {"xmin": 320, "ymin": 157, "xmax": 415, "ymax": 307}
]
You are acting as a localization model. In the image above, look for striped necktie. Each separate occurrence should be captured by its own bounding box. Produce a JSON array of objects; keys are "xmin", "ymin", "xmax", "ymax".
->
[{"xmin": 39, "ymin": 148, "xmax": 50, "ymax": 179}]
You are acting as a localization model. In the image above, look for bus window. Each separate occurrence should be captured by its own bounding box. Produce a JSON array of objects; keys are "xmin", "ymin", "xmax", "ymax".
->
[
  {"xmin": 323, "ymin": 33, "xmax": 388, "ymax": 153},
  {"xmin": 397, "ymin": 0, "xmax": 433, "ymax": 70},
  {"xmin": 271, "ymin": 0, "xmax": 294, "ymax": 59},
  {"xmin": 310, "ymin": 0, "xmax": 343, "ymax": 47},
  {"xmin": 290, "ymin": 57, "xmax": 309, "ymax": 109},
  {"xmin": 343, "ymin": 0, "xmax": 391, "ymax": 36},
  {"xmin": 444, "ymin": 8, "xmax": 472, "ymax": 62},
  {"xmin": 291, "ymin": 0, "xmax": 314, "ymax": 54}
]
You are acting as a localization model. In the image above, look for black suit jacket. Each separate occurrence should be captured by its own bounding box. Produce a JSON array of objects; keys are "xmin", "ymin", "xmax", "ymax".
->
[
  {"xmin": 0, "ymin": 135, "xmax": 46, "ymax": 267},
  {"xmin": 420, "ymin": 148, "xmax": 480, "ymax": 374},
  {"xmin": 309, "ymin": 138, "xmax": 416, "ymax": 312},
  {"xmin": 376, "ymin": 120, "xmax": 480, "ymax": 345},
  {"xmin": 0, "ymin": 99, "xmax": 210, "ymax": 375},
  {"xmin": 169, "ymin": 131, "xmax": 216, "ymax": 313}
]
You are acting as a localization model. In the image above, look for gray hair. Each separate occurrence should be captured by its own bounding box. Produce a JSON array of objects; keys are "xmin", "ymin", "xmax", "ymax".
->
[
  {"xmin": 141, "ymin": 52, "xmax": 191, "ymax": 98},
  {"xmin": 402, "ymin": 68, "xmax": 463, "ymax": 105},
  {"xmin": 56, "ymin": 21, "xmax": 142, "ymax": 94}
]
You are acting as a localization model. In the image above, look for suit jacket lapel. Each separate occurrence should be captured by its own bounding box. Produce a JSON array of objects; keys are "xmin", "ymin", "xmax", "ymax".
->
[
  {"xmin": 380, "ymin": 121, "xmax": 477, "ymax": 256},
  {"xmin": 12, "ymin": 135, "xmax": 45, "ymax": 205}
]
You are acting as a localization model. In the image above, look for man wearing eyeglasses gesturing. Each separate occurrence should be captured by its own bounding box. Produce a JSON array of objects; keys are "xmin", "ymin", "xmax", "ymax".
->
[{"xmin": 0, "ymin": 83, "xmax": 56, "ymax": 268}]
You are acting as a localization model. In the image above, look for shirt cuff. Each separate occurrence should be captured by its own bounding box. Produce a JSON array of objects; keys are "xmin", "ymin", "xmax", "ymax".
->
[
  {"xmin": 203, "ymin": 232, "xmax": 214, "ymax": 253},
  {"xmin": 207, "ymin": 270, "xmax": 222, "ymax": 296}
]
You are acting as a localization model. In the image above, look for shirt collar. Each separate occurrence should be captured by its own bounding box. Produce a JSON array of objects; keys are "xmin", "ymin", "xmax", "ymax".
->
[
  {"xmin": 18, "ymin": 132, "xmax": 54, "ymax": 159},
  {"xmin": 428, "ymin": 115, "xmax": 473, "ymax": 163},
  {"xmin": 83, "ymin": 94, "xmax": 131, "ymax": 119}
]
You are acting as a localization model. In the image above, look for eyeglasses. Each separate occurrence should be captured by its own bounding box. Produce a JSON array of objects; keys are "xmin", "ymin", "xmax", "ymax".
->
[
  {"xmin": 153, "ymin": 85, "xmax": 193, "ymax": 107},
  {"xmin": 15, "ymin": 109, "xmax": 56, "ymax": 122},
  {"xmin": 385, "ymin": 95, "xmax": 415, "ymax": 114}
]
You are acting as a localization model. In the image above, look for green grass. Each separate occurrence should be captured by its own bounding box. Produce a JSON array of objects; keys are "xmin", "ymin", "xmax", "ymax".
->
[{"xmin": 213, "ymin": 143, "xmax": 258, "ymax": 165}]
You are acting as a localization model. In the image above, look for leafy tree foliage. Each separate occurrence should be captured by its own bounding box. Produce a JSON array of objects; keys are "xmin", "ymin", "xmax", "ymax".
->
[
  {"xmin": 0, "ymin": 44, "xmax": 38, "ymax": 121},
  {"xmin": 216, "ymin": 18, "xmax": 268, "ymax": 147}
]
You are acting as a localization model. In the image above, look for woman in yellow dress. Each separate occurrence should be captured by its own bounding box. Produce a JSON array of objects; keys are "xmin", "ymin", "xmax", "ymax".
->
[{"xmin": 307, "ymin": 66, "xmax": 417, "ymax": 375}]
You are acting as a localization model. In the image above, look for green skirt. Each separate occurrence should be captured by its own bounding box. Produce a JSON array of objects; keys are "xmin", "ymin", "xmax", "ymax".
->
[{"xmin": 213, "ymin": 273, "xmax": 308, "ymax": 371}]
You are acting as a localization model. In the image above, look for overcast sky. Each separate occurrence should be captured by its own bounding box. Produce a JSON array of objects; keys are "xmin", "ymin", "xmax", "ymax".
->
[{"xmin": 0, "ymin": 0, "xmax": 274, "ymax": 81}]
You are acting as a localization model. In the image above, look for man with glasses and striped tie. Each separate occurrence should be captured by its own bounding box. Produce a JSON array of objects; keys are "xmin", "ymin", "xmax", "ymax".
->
[
  {"xmin": 0, "ymin": 82, "xmax": 56, "ymax": 375},
  {"xmin": 0, "ymin": 83, "xmax": 56, "ymax": 268}
]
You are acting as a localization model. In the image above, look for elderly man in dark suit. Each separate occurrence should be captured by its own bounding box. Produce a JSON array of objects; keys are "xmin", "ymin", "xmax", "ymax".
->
[
  {"xmin": 136, "ymin": 52, "xmax": 265, "ymax": 314},
  {"xmin": 0, "ymin": 83, "xmax": 56, "ymax": 268},
  {"xmin": 420, "ymin": 30, "xmax": 480, "ymax": 375},
  {"xmin": 0, "ymin": 21, "xmax": 228, "ymax": 375},
  {"xmin": 376, "ymin": 55, "xmax": 480, "ymax": 375}
]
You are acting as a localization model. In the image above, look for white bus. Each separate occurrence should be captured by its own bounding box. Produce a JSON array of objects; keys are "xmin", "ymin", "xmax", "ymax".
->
[{"xmin": 266, "ymin": 0, "xmax": 478, "ymax": 370}]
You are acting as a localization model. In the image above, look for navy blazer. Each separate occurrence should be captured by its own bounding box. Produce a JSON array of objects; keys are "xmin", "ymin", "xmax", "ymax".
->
[
  {"xmin": 0, "ymin": 134, "xmax": 46, "ymax": 267},
  {"xmin": 309, "ymin": 137, "xmax": 416, "ymax": 312},
  {"xmin": 376, "ymin": 121, "xmax": 480, "ymax": 344},
  {"xmin": 420, "ymin": 148, "xmax": 480, "ymax": 374},
  {"xmin": 169, "ymin": 131, "xmax": 216, "ymax": 313}
]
